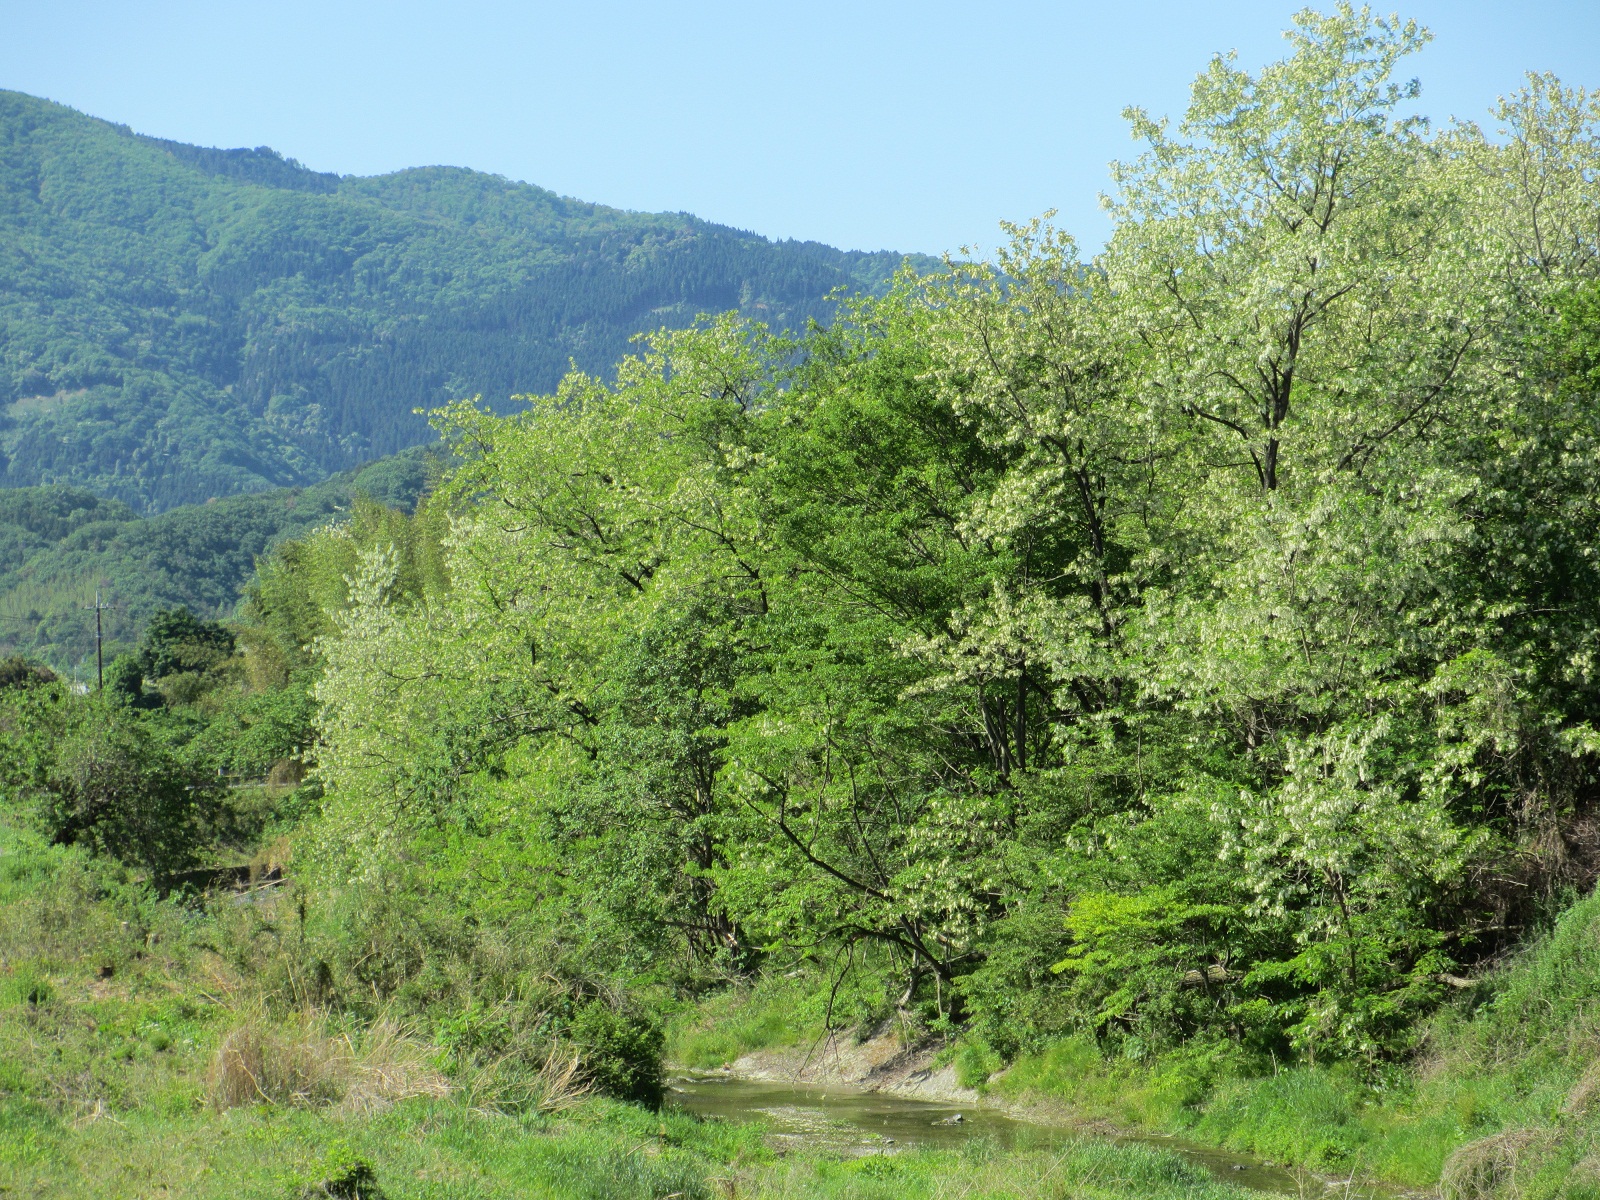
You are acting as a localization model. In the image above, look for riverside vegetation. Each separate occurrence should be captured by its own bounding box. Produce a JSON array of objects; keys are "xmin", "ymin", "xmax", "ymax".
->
[{"xmin": 6, "ymin": 7, "xmax": 1600, "ymax": 1197}]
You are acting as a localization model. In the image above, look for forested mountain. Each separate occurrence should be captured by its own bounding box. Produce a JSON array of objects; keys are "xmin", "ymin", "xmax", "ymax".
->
[{"xmin": 0, "ymin": 89, "xmax": 927, "ymax": 511}]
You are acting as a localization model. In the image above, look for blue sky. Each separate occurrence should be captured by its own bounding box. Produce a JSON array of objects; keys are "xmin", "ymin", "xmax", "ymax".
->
[{"xmin": 3, "ymin": 1, "xmax": 1597, "ymax": 255}]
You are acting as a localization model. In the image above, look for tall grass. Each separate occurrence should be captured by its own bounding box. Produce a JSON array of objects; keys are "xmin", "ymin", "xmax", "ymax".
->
[
  {"xmin": 668, "ymin": 974, "xmax": 814, "ymax": 1069},
  {"xmin": 208, "ymin": 1013, "xmax": 451, "ymax": 1113},
  {"xmin": 666, "ymin": 949, "xmax": 911, "ymax": 1072}
]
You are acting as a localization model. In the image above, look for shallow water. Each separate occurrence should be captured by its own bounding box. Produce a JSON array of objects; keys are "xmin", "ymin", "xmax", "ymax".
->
[{"xmin": 668, "ymin": 1074, "xmax": 1312, "ymax": 1194}]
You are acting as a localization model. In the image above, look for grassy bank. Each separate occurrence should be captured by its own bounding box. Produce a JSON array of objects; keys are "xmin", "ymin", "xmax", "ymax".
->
[
  {"xmin": 975, "ymin": 900, "xmax": 1600, "ymax": 1195},
  {"xmin": 0, "ymin": 817, "xmax": 1263, "ymax": 1200},
  {"xmin": 10, "ymin": 784, "xmax": 1600, "ymax": 1199},
  {"xmin": 972, "ymin": 892, "xmax": 1600, "ymax": 1197},
  {"xmin": 659, "ymin": 894, "xmax": 1600, "ymax": 1200},
  {"xmin": 3, "ymin": 1097, "xmax": 1265, "ymax": 1200},
  {"xmin": 4, "ymin": 1098, "xmax": 727, "ymax": 1199}
]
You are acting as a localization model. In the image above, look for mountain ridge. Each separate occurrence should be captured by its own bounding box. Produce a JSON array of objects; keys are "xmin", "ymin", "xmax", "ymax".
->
[{"xmin": 0, "ymin": 89, "xmax": 932, "ymax": 511}]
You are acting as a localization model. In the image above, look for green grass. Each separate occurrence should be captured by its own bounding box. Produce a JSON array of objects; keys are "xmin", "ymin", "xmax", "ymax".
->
[
  {"xmin": 988, "ymin": 1035, "xmax": 1583, "ymax": 1191},
  {"xmin": 742, "ymin": 1139, "xmax": 1256, "ymax": 1200},
  {"xmin": 0, "ymin": 1096, "xmax": 1269, "ymax": 1200},
  {"xmin": 1, "ymin": 1097, "xmax": 736, "ymax": 1199},
  {"xmin": 15, "ymin": 796, "xmax": 1600, "ymax": 1200},
  {"xmin": 992, "ymin": 1037, "xmax": 1197, "ymax": 1129},
  {"xmin": 667, "ymin": 975, "xmax": 814, "ymax": 1070},
  {"xmin": 991, "ymin": 1045, "xmax": 1380, "ymax": 1172},
  {"xmin": 0, "ymin": 816, "xmax": 1275, "ymax": 1200}
]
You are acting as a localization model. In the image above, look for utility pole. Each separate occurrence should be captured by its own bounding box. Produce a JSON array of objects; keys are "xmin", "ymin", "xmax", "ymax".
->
[{"xmin": 82, "ymin": 586, "xmax": 111, "ymax": 690}]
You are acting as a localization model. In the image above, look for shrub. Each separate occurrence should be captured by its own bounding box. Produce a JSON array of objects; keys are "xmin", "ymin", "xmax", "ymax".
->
[
  {"xmin": 104, "ymin": 654, "xmax": 151, "ymax": 706},
  {"xmin": 569, "ymin": 999, "xmax": 664, "ymax": 1107},
  {"xmin": 43, "ymin": 713, "xmax": 221, "ymax": 876},
  {"xmin": 0, "ymin": 685, "xmax": 223, "ymax": 876},
  {"xmin": 293, "ymin": 1142, "xmax": 384, "ymax": 1200},
  {"xmin": 0, "ymin": 656, "xmax": 55, "ymax": 691}
]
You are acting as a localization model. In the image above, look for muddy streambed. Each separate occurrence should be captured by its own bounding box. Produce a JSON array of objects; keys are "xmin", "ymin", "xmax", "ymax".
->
[{"xmin": 668, "ymin": 1075, "xmax": 1313, "ymax": 1194}]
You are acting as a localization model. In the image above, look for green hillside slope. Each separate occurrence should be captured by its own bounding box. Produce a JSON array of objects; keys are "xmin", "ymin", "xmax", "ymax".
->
[
  {"xmin": 0, "ymin": 89, "xmax": 927, "ymax": 511},
  {"xmin": 0, "ymin": 449, "xmax": 435, "ymax": 670}
]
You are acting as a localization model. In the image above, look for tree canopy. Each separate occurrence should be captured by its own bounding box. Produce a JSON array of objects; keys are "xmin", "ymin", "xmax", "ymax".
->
[{"xmin": 296, "ymin": 7, "xmax": 1600, "ymax": 1067}]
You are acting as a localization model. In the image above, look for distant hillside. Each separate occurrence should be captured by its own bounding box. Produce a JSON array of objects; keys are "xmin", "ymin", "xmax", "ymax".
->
[
  {"xmin": 0, "ymin": 90, "xmax": 931, "ymax": 511},
  {"xmin": 0, "ymin": 448, "xmax": 437, "ymax": 669}
]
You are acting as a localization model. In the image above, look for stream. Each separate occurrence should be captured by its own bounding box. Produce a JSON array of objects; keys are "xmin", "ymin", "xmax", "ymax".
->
[{"xmin": 668, "ymin": 1075, "xmax": 1315, "ymax": 1194}]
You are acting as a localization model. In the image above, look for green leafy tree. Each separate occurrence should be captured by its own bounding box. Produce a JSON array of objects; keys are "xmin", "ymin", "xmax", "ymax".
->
[
  {"xmin": 137, "ymin": 607, "xmax": 236, "ymax": 682},
  {"xmin": 0, "ymin": 686, "xmax": 223, "ymax": 876},
  {"xmin": 295, "ymin": 6, "xmax": 1600, "ymax": 1073}
]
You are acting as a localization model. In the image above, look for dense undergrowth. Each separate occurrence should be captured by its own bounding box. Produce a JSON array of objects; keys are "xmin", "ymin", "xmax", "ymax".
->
[
  {"xmin": 8, "ymin": 798, "xmax": 1597, "ymax": 1200},
  {"xmin": 1011, "ymin": 889, "xmax": 1600, "ymax": 1191}
]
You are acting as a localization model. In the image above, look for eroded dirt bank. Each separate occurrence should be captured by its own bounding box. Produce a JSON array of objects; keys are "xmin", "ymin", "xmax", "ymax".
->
[{"xmin": 690, "ymin": 1027, "xmax": 977, "ymax": 1103}]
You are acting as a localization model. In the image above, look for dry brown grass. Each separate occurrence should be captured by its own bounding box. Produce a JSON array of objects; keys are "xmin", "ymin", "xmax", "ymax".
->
[
  {"xmin": 340, "ymin": 1019, "xmax": 453, "ymax": 1115},
  {"xmin": 1565, "ymin": 1060, "xmax": 1600, "ymax": 1116},
  {"xmin": 531, "ymin": 1043, "xmax": 594, "ymax": 1113},
  {"xmin": 455, "ymin": 1041, "xmax": 596, "ymax": 1114},
  {"xmin": 209, "ymin": 1020, "xmax": 341, "ymax": 1109},
  {"xmin": 209, "ymin": 1013, "xmax": 449, "ymax": 1113},
  {"xmin": 1441, "ymin": 1129, "xmax": 1548, "ymax": 1200}
]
